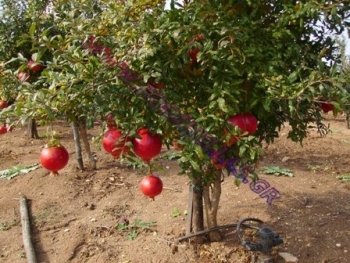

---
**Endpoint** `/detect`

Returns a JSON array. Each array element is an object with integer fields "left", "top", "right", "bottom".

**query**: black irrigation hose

[
  {"left": 236, "top": 217, "right": 264, "bottom": 242},
  {"left": 177, "top": 219, "right": 262, "bottom": 242}
]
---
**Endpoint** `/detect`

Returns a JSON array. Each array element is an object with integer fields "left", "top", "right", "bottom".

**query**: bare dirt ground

[{"left": 0, "top": 114, "right": 350, "bottom": 263}]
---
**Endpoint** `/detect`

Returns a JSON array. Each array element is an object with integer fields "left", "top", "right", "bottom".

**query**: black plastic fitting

[{"left": 237, "top": 218, "right": 283, "bottom": 257}]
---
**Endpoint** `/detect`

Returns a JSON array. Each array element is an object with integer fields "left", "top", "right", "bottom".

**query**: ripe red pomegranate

[
  {"left": 226, "top": 113, "right": 258, "bottom": 145},
  {"left": 27, "top": 59, "right": 44, "bottom": 73},
  {"left": 40, "top": 143, "right": 69, "bottom": 176},
  {"left": 102, "top": 128, "right": 131, "bottom": 158},
  {"left": 319, "top": 100, "right": 334, "bottom": 113},
  {"left": 140, "top": 174, "right": 163, "bottom": 200},
  {"left": 0, "top": 100, "right": 8, "bottom": 109},
  {"left": 132, "top": 128, "right": 162, "bottom": 163}
]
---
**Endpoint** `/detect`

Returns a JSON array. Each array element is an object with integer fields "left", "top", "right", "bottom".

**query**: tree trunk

[
  {"left": 27, "top": 119, "right": 40, "bottom": 139},
  {"left": 203, "top": 170, "right": 223, "bottom": 241},
  {"left": 190, "top": 177, "right": 205, "bottom": 243},
  {"left": 77, "top": 117, "right": 96, "bottom": 170},
  {"left": 71, "top": 121, "right": 84, "bottom": 171}
]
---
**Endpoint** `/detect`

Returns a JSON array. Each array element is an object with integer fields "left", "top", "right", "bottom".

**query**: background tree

[
  {"left": 0, "top": 0, "right": 53, "bottom": 138},
  {"left": 336, "top": 36, "right": 350, "bottom": 127}
]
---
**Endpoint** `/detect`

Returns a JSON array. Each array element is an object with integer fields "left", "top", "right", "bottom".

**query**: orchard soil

[{"left": 1, "top": 115, "right": 350, "bottom": 263}]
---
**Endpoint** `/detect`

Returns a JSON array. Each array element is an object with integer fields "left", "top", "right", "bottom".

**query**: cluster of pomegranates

[
  {"left": 102, "top": 116, "right": 163, "bottom": 200},
  {"left": 17, "top": 58, "right": 45, "bottom": 83}
]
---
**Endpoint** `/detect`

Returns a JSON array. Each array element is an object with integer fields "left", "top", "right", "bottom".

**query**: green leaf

[
  {"left": 36, "top": 48, "right": 48, "bottom": 62},
  {"left": 127, "top": 230, "right": 138, "bottom": 240},
  {"left": 29, "top": 22, "right": 36, "bottom": 38},
  {"left": 189, "top": 159, "right": 201, "bottom": 172},
  {"left": 133, "top": 219, "right": 155, "bottom": 229},
  {"left": 288, "top": 72, "right": 298, "bottom": 83},
  {"left": 239, "top": 145, "right": 247, "bottom": 157},
  {"left": 194, "top": 145, "right": 204, "bottom": 160},
  {"left": 218, "top": 98, "right": 228, "bottom": 112},
  {"left": 45, "top": 106, "right": 55, "bottom": 120},
  {"left": 170, "top": 208, "right": 181, "bottom": 218},
  {"left": 116, "top": 222, "right": 129, "bottom": 231},
  {"left": 0, "top": 164, "right": 40, "bottom": 180},
  {"left": 337, "top": 174, "right": 350, "bottom": 181}
]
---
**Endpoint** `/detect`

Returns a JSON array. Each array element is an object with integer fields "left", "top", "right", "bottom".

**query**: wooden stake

[
  {"left": 19, "top": 195, "right": 37, "bottom": 263},
  {"left": 186, "top": 184, "right": 194, "bottom": 235}
]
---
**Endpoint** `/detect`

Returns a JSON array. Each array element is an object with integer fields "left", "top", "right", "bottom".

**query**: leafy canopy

[{"left": 0, "top": 0, "right": 349, "bottom": 180}]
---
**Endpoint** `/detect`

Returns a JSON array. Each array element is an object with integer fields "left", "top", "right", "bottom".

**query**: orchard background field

[{"left": 0, "top": 114, "right": 349, "bottom": 263}]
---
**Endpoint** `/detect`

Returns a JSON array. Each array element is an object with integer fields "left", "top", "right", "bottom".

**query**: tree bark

[
  {"left": 203, "top": 170, "right": 223, "bottom": 241},
  {"left": 191, "top": 177, "right": 205, "bottom": 243},
  {"left": 27, "top": 119, "right": 40, "bottom": 139},
  {"left": 77, "top": 117, "right": 96, "bottom": 170},
  {"left": 71, "top": 121, "right": 84, "bottom": 171}
]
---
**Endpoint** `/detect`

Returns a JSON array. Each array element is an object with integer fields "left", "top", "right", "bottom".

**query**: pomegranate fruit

[
  {"left": 102, "top": 128, "right": 131, "bottom": 158},
  {"left": 226, "top": 113, "right": 258, "bottom": 145},
  {"left": 140, "top": 174, "right": 163, "bottom": 200},
  {"left": 319, "top": 100, "right": 334, "bottom": 113},
  {"left": 0, "top": 126, "right": 7, "bottom": 135},
  {"left": 27, "top": 59, "right": 44, "bottom": 73},
  {"left": 40, "top": 143, "right": 69, "bottom": 176},
  {"left": 0, "top": 100, "right": 8, "bottom": 109},
  {"left": 132, "top": 128, "right": 162, "bottom": 163}
]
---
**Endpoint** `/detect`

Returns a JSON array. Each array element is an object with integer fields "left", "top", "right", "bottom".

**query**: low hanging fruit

[
  {"left": 226, "top": 113, "right": 258, "bottom": 145},
  {"left": 0, "top": 100, "right": 8, "bottom": 109},
  {"left": 102, "top": 128, "right": 131, "bottom": 158},
  {"left": 319, "top": 100, "right": 334, "bottom": 113},
  {"left": 0, "top": 126, "right": 7, "bottom": 135},
  {"left": 140, "top": 174, "right": 163, "bottom": 200},
  {"left": 188, "top": 47, "right": 200, "bottom": 63},
  {"left": 27, "top": 59, "right": 44, "bottom": 73},
  {"left": 39, "top": 141, "right": 69, "bottom": 176},
  {"left": 132, "top": 128, "right": 162, "bottom": 163}
]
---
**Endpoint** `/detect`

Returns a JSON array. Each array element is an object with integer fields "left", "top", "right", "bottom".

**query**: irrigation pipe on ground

[{"left": 19, "top": 195, "right": 37, "bottom": 263}]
